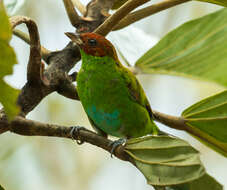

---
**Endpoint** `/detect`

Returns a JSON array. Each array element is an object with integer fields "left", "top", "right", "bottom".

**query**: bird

[{"left": 65, "top": 32, "right": 158, "bottom": 150}]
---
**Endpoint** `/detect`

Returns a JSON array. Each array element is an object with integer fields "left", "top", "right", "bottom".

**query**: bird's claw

[
  {"left": 70, "top": 126, "right": 86, "bottom": 145},
  {"left": 109, "top": 138, "right": 127, "bottom": 158}
]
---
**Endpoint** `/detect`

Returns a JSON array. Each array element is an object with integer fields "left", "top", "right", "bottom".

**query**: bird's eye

[{"left": 88, "top": 39, "right": 97, "bottom": 47}]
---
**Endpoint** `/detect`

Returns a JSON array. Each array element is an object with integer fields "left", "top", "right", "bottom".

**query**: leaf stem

[
  {"left": 114, "top": 0, "right": 191, "bottom": 30},
  {"left": 63, "top": 0, "right": 81, "bottom": 27},
  {"left": 95, "top": 0, "right": 152, "bottom": 36},
  {"left": 10, "top": 16, "right": 42, "bottom": 83},
  {"left": 72, "top": 0, "right": 86, "bottom": 15},
  {"left": 13, "top": 29, "right": 51, "bottom": 62},
  {"left": 153, "top": 110, "right": 187, "bottom": 131}
]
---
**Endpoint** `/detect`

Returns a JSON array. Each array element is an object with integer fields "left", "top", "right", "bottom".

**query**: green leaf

[
  {"left": 0, "top": 2, "right": 19, "bottom": 120},
  {"left": 182, "top": 90, "right": 227, "bottom": 157},
  {"left": 167, "top": 174, "right": 223, "bottom": 190},
  {"left": 135, "top": 8, "right": 227, "bottom": 87},
  {"left": 197, "top": 0, "right": 227, "bottom": 7},
  {"left": 125, "top": 136, "right": 205, "bottom": 186},
  {"left": 0, "top": 185, "right": 5, "bottom": 190},
  {"left": 0, "top": 2, "right": 11, "bottom": 41}
]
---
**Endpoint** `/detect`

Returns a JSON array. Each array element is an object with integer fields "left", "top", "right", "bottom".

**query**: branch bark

[
  {"left": 1, "top": 0, "right": 117, "bottom": 133},
  {"left": 72, "top": 0, "right": 86, "bottom": 15},
  {"left": 95, "top": 0, "right": 152, "bottom": 36},
  {"left": 10, "top": 16, "right": 42, "bottom": 83},
  {"left": 63, "top": 0, "right": 81, "bottom": 27},
  {"left": 2, "top": 116, "right": 131, "bottom": 162},
  {"left": 13, "top": 29, "right": 51, "bottom": 62},
  {"left": 113, "top": 0, "right": 191, "bottom": 30},
  {"left": 152, "top": 110, "right": 187, "bottom": 131}
]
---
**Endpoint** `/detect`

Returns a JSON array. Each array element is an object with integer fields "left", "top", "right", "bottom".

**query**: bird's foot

[
  {"left": 109, "top": 138, "right": 127, "bottom": 158},
  {"left": 70, "top": 126, "right": 86, "bottom": 145}
]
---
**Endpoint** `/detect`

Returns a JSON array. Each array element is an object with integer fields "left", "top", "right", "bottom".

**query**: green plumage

[{"left": 77, "top": 50, "right": 158, "bottom": 138}]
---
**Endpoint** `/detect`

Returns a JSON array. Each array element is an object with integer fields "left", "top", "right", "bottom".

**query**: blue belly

[{"left": 86, "top": 105, "right": 121, "bottom": 136}]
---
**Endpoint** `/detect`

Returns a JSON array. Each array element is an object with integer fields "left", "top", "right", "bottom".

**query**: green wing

[
  {"left": 120, "top": 67, "right": 159, "bottom": 135},
  {"left": 120, "top": 67, "right": 153, "bottom": 119}
]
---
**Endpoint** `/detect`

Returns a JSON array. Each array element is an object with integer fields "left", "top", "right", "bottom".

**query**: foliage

[
  {"left": 167, "top": 174, "right": 223, "bottom": 190},
  {"left": 198, "top": 0, "right": 227, "bottom": 7},
  {"left": 0, "top": 0, "right": 227, "bottom": 190},
  {"left": 0, "top": 2, "right": 19, "bottom": 120},
  {"left": 125, "top": 136, "right": 223, "bottom": 189},
  {"left": 136, "top": 8, "right": 227, "bottom": 87},
  {"left": 125, "top": 136, "right": 205, "bottom": 186},
  {"left": 111, "top": 0, "right": 227, "bottom": 10},
  {"left": 182, "top": 90, "right": 227, "bottom": 157},
  {"left": 136, "top": 8, "right": 227, "bottom": 157}
]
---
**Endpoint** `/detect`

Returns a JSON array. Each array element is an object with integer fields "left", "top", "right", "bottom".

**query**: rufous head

[{"left": 65, "top": 32, "right": 118, "bottom": 60}]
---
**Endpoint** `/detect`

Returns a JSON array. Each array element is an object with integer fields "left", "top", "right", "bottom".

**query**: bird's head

[{"left": 65, "top": 32, "right": 118, "bottom": 61}]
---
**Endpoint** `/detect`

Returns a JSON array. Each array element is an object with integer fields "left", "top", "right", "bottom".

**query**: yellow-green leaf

[
  {"left": 182, "top": 90, "right": 227, "bottom": 157},
  {"left": 168, "top": 174, "right": 223, "bottom": 190},
  {"left": 0, "top": 185, "right": 5, "bottom": 190},
  {"left": 135, "top": 8, "right": 227, "bottom": 87},
  {"left": 0, "top": 2, "right": 11, "bottom": 41},
  {"left": 0, "top": 2, "right": 19, "bottom": 119},
  {"left": 125, "top": 136, "right": 205, "bottom": 186},
  {"left": 197, "top": 0, "right": 227, "bottom": 7}
]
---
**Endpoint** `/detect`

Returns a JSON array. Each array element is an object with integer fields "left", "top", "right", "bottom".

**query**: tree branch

[
  {"left": 152, "top": 110, "right": 187, "bottom": 131},
  {"left": 95, "top": 0, "right": 152, "bottom": 36},
  {"left": 152, "top": 110, "right": 227, "bottom": 154},
  {"left": 13, "top": 29, "right": 30, "bottom": 44},
  {"left": 113, "top": 0, "right": 191, "bottom": 30},
  {"left": 1, "top": 0, "right": 117, "bottom": 122},
  {"left": 63, "top": 0, "right": 81, "bottom": 27},
  {"left": 10, "top": 16, "right": 42, "bottom": 83},
  {"left": 72, "top": 0, "right": 86, "bottom": 15},
  {"left": 74, "top": 0, "right": 114, "bottom": 33},
  {"left": 1, "top": 116, "right": 131, "bottom": 162},
  {"left": 13, "top": 29, "right": 51, "bottom": 62},
  {"left": 7, "top": 16, "right": 80, "bottom": 118}
]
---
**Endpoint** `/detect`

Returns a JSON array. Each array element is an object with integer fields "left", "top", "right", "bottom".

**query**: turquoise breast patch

[{"left": 86, "top": 105, "right": 121, "bottom": 134}]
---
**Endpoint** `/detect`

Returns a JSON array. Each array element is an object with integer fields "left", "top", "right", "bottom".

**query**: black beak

[{"left": 65, "top": 32, "right": 83, "bottom": 46}]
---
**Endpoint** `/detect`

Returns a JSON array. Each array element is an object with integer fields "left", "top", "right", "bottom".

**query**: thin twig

[
  {"left": 1, "top": 116, "right": 131, "bottom": 162},
  {"left": 13, "top": 29, "right": 30, "bottom": 44},
  {"left": 152, "top": 110, "right": 187, "bottom": 131},
  {"left": 95, "top": 0, "right": 152, "bottom": 36},
  {"left": 13, "top": 29, "right": 51, "bottom": 62},
  {"left": 152, "top": 110, "right": 227, "bottom": 154},
  {"left": 63, "top": 0, "right": 81, "bottom": 27},
  {"left": 56, "top": 76, "right": 79, "bottom": 100},
  {"left": 114, "top": 0, "right": 191, "bottom": 30},
  {"left": 76, "top": 0, "right": 115, "bottom": 33},
  {"left": 72, "top": 0, "right": 86, "bottom": 15},
  {"left": 10, "top": 16, "right": 42, "bottom": 83}
]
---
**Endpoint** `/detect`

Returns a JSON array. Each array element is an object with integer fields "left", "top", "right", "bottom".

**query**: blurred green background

[{"left": 1, "top": 0, "right": 226, "bottom": 189}]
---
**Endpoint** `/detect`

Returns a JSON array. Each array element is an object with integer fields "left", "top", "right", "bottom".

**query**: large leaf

[
  {"left": 0, "top": 2, "right": 19, "bottom": 119},
  {"left": 182, "top": 90, "right": 227, "bottom": 157},
  {"left": 125, "top": 135, "right": 205, "bottom": 186},
  {"left": 197, "top": 0, "right": 227, "bottom": 7},
  {"left": 167, "top": 174, "right": 223, "bottom": 190},
  {"left": 135, "top": 8, "right": 227, "bottom": 87}
]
